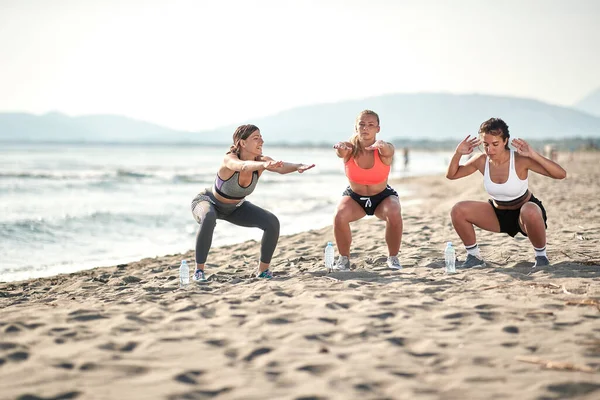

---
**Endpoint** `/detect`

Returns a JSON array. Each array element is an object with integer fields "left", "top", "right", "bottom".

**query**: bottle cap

[
  {"left": 182, "top": 260, "right": 187, "bottom": 264},
  {"left": 327, "top": 241, "right": 332, "bottom": 246},
  {"left": 446, "top": 242, "right": 452, "bottom": 246}
]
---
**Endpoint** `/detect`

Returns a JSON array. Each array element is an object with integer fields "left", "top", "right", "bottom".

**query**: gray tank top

[{"left": 213, "top": 171, "right": 259, "bottom": 200}]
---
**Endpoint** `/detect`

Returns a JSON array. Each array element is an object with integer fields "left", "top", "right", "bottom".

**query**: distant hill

[
  {"left": 2, "top": 93, "right": 600, "bottom": 145},
  {"left": 574, "top": 88, "right": 600, "bottom": 117},
  {"left": 0, "top": 112, "right": 196, "bottom": 143},
  {"left": 221, "top": 93, "right": 600, "bottom": 145}
]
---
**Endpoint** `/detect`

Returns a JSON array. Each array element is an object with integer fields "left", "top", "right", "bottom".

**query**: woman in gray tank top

[{"left": 190, "top": 124, "right": 315, "bottom": 281}]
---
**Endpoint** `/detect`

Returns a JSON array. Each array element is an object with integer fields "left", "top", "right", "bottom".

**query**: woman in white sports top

[{"left": 445, "top": 118, "right": 566, "bottom": 270}]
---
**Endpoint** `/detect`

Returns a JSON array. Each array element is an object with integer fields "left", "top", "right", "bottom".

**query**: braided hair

[{"left": 227, "top": 124, "right": 260, "bottom": 159}]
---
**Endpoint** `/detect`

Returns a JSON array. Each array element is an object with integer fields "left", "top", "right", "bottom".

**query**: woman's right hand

[
  {"left": 333, "top": 142, "right": 353, "bottom": 150},
  {"left": 456, "top": 135, "right": 480, "bottom": 155},
  {"left": 263, "top": 160, "right": 284, "bottom": 170}
]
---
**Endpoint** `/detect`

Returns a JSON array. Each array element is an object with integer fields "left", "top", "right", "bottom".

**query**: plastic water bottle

[
  {"left": 444, "top": 242, "right": 456, "bottom": 274},
  {"left": 324, "top": 242, "right": 334, "bottom": 272},
  {"left": 179, "top": 260, "right": 190, "bottom": 287}
]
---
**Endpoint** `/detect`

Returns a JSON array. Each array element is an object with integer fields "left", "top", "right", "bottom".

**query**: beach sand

[{"left": 1, "top": 152, "right": 599, "bottom": 400}]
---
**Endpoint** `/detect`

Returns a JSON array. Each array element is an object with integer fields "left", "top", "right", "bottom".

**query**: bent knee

[
  {"left": 263, "top": 212, "right": 280, "bottom": 233},
  {"left": 520, "top": 203, "right": 542, "bottom": 221},
  {"left": 196, "top": 208, "right": 217, "bottom": 226},
  {"left": 450, "top": 202, "right": 467, "bottom": 220},
  {"left": 334, "top": 208, "right": 352, "bottom": 224}
]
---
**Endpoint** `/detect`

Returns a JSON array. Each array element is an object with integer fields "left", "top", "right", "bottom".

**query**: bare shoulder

[
  {"left": 470, "top": 152, "right": 486, "bottom": 166},
  {"left": 513, "top": 152, "right": 533, "bottom": 168}
]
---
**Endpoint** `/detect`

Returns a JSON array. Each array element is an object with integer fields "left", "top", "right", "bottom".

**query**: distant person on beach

[
  {"left": 190, "top": 124, "right": 315, "bottom": 281},
  {"left": 445, "top": 117, "right": 567, "bottom": 269},
  {"left": 332, "top": 110, "right": 403, "bottom": 271},
  {"left": 403, "top": 147, "right": 410, "bottom": 169}
]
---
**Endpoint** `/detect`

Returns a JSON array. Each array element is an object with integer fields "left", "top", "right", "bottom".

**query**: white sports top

[{"left": 483, "top": 150, "right": 528, "bottom": 201}]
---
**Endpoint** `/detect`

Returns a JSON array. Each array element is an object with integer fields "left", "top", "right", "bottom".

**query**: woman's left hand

[
  {"left": 511, "top": 138, "right": 534, "bottom": 157},
  {"left": 365, "top": 140, "right": 387, "bottom": 150},
  {"left": 297, "top": 163, "right": 316, "bottom": 173}
]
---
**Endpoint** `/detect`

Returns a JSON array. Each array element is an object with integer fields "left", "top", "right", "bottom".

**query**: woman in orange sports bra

[{"left": 331, "top": 109, "right": 403, "bottom": 271}]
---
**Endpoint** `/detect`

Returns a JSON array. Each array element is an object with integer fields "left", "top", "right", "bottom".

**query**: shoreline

[{"left": 1, "top": 151, "right": 599, "bottom": 399}]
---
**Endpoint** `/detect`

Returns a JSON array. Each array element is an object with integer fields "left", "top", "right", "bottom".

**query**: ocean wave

[{"left": 0, "top": 169, "right": 215, "bottom": 184}]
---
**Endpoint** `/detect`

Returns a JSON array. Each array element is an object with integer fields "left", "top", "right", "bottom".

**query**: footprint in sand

[
  {"left": 386, "top": 337, "right": 406, "bottom": 346},
  {"left": 98, "top": 341, "right": 138, "bottom": 352},
  {"left": 477, "top": 311, "right": 502, "bottom": 321},
  {"left": 174, "top": 370, "right": 205, "bottom": 385},
  {"left": 296, "top": 364, "right": 333, "bottom": 375},
  {"left": 205, "top": 338, "right": 228, "bottom": 347},
  {"left": 243, "top": 347, "right": 272, "bottom": 362},
  {"left": 15, "top": 390, "right": 82, "bottom": 400},
  {"left": 167, "top": 387, "right": 232, "bottom": 400},
  {"left": 325, "top": 302, "right": 350, "bottom": 310},
  {"left": 0, "top": 342, "right": 29, "bottom": 366},
  {"left": 474, "top": 304, "right": 499, "bottom": 310},
  {"left": 543, "top": 382, "right": 600, "bottom": 399},
  {"left": 67, "top": 309, "right": 108, "bottom": 323},
  {"left": 266, "top": 316, "right": 293, "bottom": 325}
]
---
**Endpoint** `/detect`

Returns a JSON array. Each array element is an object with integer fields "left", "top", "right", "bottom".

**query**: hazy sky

[{"left": 1, "top": 0, "right": 599, "bottom": 131}]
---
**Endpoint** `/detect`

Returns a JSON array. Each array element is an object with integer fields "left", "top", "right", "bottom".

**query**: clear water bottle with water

[
  {"left": 444, "top": 242, "right": 456, "bottom": 274},
  {"left": 179, "top": 260, "right": 190, "bottom": 287},
  {"left": 324, "top": 242, "right": 334, "bottom": 272}
]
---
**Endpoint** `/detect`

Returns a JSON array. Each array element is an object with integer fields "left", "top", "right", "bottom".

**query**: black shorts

[
  {"left": 343, "top": 185, "right": 399, "bottom": 216},
  {"left": 488, "top": 193, "right": 548, "bottom": 237}
]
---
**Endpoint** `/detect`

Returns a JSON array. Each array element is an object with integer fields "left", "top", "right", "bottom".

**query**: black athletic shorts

[
  {"left": 488, "top": 193, "right": 547, "bottom": 237},
  {"left": 343, "top": 185, "right": 398, "bottom": 216}
]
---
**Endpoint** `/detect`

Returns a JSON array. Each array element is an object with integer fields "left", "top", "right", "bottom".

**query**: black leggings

[{"left": 191, "top": 189, "right": 280, "bottom": 265}]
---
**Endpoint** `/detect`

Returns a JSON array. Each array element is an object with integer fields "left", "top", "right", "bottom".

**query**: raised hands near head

[
  {"left": 297, "top": 163, "right": 316, "bottom": 173},
  {"left": 456, "top": 135, "right": 480, "bottom": 155},
  {"left": 263, "top": 160, "right": 284, "bottom": 171},
  {"left": 333, "top": 142, "right": 353, "bottom": 150},
  {"left": 511, "top": 138, "right": 533, "bottom": 157},
  {"left": 365, "top": 140, "right": 387, "bottom": 151}
]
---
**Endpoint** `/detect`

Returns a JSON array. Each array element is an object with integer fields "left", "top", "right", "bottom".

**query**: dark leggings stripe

[{"left": 192, "top": 194, "right": 279, "bottom": 265}]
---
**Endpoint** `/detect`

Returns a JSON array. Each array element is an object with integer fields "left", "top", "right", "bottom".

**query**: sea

[{"left": 0, "top": 143, "right": 454, "bottom": 282}]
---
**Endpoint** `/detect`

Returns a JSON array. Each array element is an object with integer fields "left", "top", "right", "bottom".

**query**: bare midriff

[{"left": 349, "top": 180, "right": 389, "bottom": 196}]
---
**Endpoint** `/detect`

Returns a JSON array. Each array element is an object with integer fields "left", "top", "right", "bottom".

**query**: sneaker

[
  {"left": 192, "top": 269, "right": 207, "bottom": 282},
  {"left": 386, "top": 255, "right": 403, "bottom": 270},
  {"left": 332, "top": 256, "right": 350, "bottom": 271},
  {"left": 532, "top": 256, "right": 550, "bottom": 269},
  {"left": 257, "top": 269, "right": 273, "bottom": 279},
  {"left": 459, "top": 254, "right": 486, "bottom": 269}
]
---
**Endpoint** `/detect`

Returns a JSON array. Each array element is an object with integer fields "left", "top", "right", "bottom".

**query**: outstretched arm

[
  {"left": 260, "top": 156, "right": 315, "bottom": 174},
  {"left": 223, "top": 153, "right": 283, "bottom": 172},
  {"left": 333, "top": 142, "right": 353, "bottom": 159},
  {"left": 446, "top": 135, "right": 483, "bottom": 179},
  {"left": 512, "top": 139, "right": 567, "bottom": 179},
  {"left": 365, "top": 140, "right": 395, "bottom": 163}
]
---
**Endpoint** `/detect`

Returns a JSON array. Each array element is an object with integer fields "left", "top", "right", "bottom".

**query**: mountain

[
  {"left": 0, "top": 112, "right": 200, "bottom": 143},
  {"left": 220, "top": 93, "right": 600, "bottom": 145},
  {"left": 574, "top": 88, "right": 600, "bottom": 117},
  {"left": 2, "top": 93, "right": 600, "bottom": 145}
]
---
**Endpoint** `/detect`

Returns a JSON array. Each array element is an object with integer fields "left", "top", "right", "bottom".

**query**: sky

[{"left": 1, "top": 0, "right": 599, "bottom": 131}]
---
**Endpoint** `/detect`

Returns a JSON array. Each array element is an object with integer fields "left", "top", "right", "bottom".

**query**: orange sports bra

[{"left": 344, "top": 151, "right": 391, "bottom": 185}]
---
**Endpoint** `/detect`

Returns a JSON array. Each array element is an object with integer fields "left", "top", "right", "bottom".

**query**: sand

[{"left": 1, "top": 152, "right": 599, "bottom": 400}]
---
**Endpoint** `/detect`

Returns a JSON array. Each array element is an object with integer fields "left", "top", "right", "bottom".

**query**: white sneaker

[
  {"left": 332, "top": 256, "right": 350, "bottom": 271},
  {"left": 387, "top": 255, "right": 403, "bottom": 270}
]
